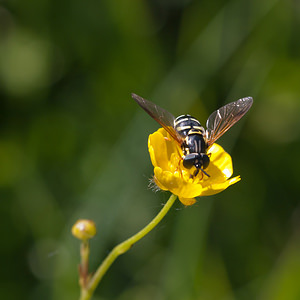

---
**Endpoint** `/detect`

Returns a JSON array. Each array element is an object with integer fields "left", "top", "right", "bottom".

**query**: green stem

[
  {"left": 79, "top": 241, "right": 90, "bottom": 289},
  {"left": 79, "top": 193, "right": 178, "bottom": 300}
]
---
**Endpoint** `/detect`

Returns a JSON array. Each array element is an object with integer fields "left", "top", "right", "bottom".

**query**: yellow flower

[{"left": 148, "top": 128, "right": 241, "bottom": 206}]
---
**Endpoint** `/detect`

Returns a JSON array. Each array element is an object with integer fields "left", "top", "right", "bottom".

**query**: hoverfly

[{"left": 132, "top": 93, "right": 253, "bottom": 177}]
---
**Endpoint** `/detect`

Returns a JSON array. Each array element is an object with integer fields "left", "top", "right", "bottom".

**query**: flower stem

[
  {"left": 79, "top": 240, "right": 90, "bottom": 289},
  {"left": 79, "top": 193, "right": 178, "bottom": 300}
]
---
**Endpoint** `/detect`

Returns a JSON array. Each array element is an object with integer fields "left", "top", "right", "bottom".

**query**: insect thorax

[{"left": 174, "top": 115, "right": 207, "bottom": 155}]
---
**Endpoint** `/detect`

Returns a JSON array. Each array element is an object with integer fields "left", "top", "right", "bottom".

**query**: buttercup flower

[{"left": 148, "top": 128, "right": 241, "bottom": 205}]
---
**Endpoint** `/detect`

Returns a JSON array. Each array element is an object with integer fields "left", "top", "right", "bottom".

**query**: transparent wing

[
  {"left": 131, "top": 93, "right": 183, "bottom": 144},
  {"left": 206, "top": 97, "right": 253, "bottom": 146}
]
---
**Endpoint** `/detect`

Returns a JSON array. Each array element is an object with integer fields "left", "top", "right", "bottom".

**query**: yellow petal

[
  {"left": 154, "top": 167, "right": 205, "bottom": 198},
  {"left": 153, "top": 168, "right": 168, "bottom": 191},
  {"left": 200, "top": 176, "right": 241, "bottom": 196},
  {"left": 148, "top": 129, "right": 178, "bottom": 171},
  {"left": 179, "top": 197, "right": 197, "bottom": 206},
  {"left": 202, "top": 144, "right": 234, "bottom": 183}
]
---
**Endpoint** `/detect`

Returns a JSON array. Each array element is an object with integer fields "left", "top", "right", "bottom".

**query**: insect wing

[
  {"left": 131, "top": 93, "right": 183, "bottom": 144},
  {"left": 206, "top": 97, "right": 253, "bottom": 146}
]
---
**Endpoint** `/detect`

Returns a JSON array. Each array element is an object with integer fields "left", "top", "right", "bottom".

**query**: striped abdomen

[{"left": 174, "top": 114, "right": 207, "bottom": 155}]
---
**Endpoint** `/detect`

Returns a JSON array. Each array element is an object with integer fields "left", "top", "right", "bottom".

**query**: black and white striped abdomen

[
  {"left": 174, "top": 115, "right": 205, "bottom": 137},
  {"left": 174, "top": 115, "right": 207, "bottom": 155}
]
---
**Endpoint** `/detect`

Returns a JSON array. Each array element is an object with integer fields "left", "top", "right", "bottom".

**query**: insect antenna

[{"left": 200, "top": 168, "right": 210, "bottom": 177}]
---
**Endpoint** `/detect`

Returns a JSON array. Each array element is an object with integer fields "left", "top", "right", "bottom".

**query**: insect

[{"left": 132, "top": 93, "right": 253, "bottom": 177}]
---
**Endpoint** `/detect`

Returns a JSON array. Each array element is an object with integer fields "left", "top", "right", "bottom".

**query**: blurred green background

[{"left": 1, "top": 0, "right": 300, "bottom": 299}]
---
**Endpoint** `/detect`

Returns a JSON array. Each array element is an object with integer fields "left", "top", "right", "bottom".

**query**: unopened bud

[{"left": 72, "top": 219, "right": 97, "bottom": 241}]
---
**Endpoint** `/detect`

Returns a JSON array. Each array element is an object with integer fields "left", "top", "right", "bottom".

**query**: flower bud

[{"left": 72, "top": 219, "right": 97, "bottom": 241}]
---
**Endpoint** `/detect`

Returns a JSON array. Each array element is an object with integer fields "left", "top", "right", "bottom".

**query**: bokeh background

[{"left": 1, "top": 0, "right": 300, "bottom": 299}]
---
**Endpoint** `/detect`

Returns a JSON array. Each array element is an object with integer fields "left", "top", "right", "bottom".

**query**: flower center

[{"left": 168, "top": 150, "right": 206, "bottom": 185}]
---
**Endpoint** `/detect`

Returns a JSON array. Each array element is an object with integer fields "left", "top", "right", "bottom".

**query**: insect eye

[
  {"left": 183, "top": 154, "right": 199, "bottom": 169},
  {"left": 201, "top": 154, "right": 210, "bottom": 169}
]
